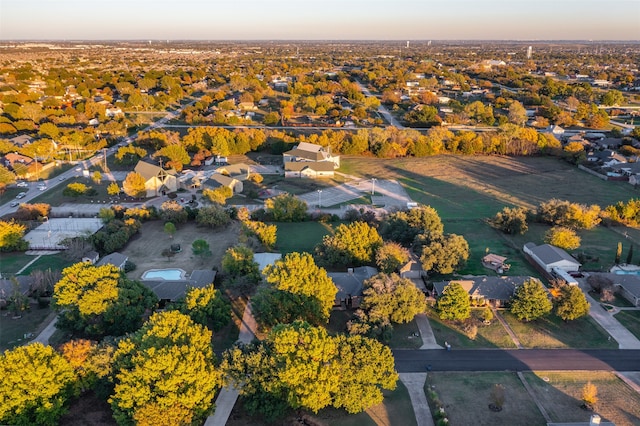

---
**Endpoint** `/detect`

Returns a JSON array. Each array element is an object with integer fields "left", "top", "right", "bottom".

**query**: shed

[
  {"left": 96, "top": 252, "right": 128, "bottom": 270},
  {"left": 523, "top": 243, "right": 581, "bottom": 273}
]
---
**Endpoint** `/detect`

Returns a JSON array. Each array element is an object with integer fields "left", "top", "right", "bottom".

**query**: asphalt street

[{"left": 393, "top": 349, "right": 640, "bottom": 373}]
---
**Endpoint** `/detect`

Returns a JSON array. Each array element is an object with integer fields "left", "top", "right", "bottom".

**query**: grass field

[
  {"left": 426, "top": 371, "right": 640, "bottom": 426},
  {"left": 501, "top": 311, "right": 616, "bottom": 349},
  {"left": 340, "top": 155, "right": 639, "bottom": 273},
  {"left": 523, "top": 371, "right": 640, "bottom": 426},
  {"left": 0, "top": 305, "right": 54, "bottom": 351},
  {"left": 275, "top": 221, "right": 336, "bottom": 254},
  {"left": 0, "top": 252, "right": 35, "bottom": 275},
  {"left": 614, "top": 310, "right": 640, "bottom": 340}
]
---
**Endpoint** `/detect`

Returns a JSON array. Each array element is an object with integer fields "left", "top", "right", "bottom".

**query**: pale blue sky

[{"left": 1, "top": 0, "right": 638, "bottom": 40}]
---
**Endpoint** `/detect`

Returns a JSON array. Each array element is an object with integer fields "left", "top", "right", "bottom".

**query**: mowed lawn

[
  {"left": 275, "top": 221, "right": 336, "bottom": 254},
  {"left": 340, "top": 155, "right": 639, "bottom": 272}
]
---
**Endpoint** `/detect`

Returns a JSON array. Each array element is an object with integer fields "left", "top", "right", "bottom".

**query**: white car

[
  {"left": 38, "top": 185, "right": 47, "bottom": 191},
  {"left": 16, "top": 181, "right": 28, "bottom": 188},
  {"left": 16, "top": 192, "right": 26, "bottom": 199},
  {"left": 10, "top": 201, "right": 19, "bottom": 207}
]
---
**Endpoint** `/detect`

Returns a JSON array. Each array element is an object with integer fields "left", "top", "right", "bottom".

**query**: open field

[
  {"left": 0, "top": 304, "right": 55, "bottom": 352},
  {"left": 523, "top": 371, "right": 640, "bottom": 425},
  {"left": 328, "top": 310, "right": 423, "bottom": 349},
  {"left": 275, "top": 221, "right": 336, "bottom": 254},
  {"left": 426, "top": 371, "right": 640, "bottom": 426},
  {"left": 340, "top": 155, "right": 639, "bottom": 272},
  {"left": 122, "top": 220, "right": 241, "bottom": 280}
]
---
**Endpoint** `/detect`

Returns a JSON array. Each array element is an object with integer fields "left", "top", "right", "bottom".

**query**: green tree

[
  {"left": 256, "top": 252, "right": 337, "bottom": 325},
  {"left": 154, "top": 144, "right": 190, "bottom": 171},
  {"left": 241, "top": 220, "right": 277, "bottom": 250},
  {"left": 437, "top": 281, "right": 471, "bottom": 321},
  {"left": 264, "top": 193, "right": 308, "bottom": 222},
  {"left": 122, "top": 171, "right": 147, "bottom": 198},
  {"left": 221, "top": 321, "right": 397, "bottom": 421},
  {"left": 110, "top": 311, "right": 222, "bottom": 426},
  {"left": 159, "top": 200, "right": 188, "bottom": 224},
  {"left": 177, "top": 284, "right": 231, "bottom": 331},
  {"left": 0, "top": 219, "right": 29, "bottom": 252},
  {"left": 99, "top": 207, "right": 116, "bottom": 223},
  {"left": 0, "top": 344, "right": 76, "bottom": 425},
  {"left": 360, "top": 273, "right": 427, "bottom": 324},
  {"left": 316, "top": 221, "right": 383, "bottom": 266},
  {"left": 508, "top": 100, "right": 527, "bottom": 126},
  {"left": 222, "top": 244, "right": 261, "bottom": 284},
  {"left": 555, "top": 285, "right": 590, "bottom": 321},
  {"left": 492, "top": 206, "right": 529, "bottom": 235},
  {"left": 54, "top": 262, "right": 158, "bottom": 337},
  {"left": 164, "top": 221, "right": 176, "bottom": 239},
  {"left": 601, "top": 89, "right": 624, "bottom": 107},
  {"left": 63, "top": 182, "right": 91, "bottom": 197},
  {"left": 545, "top": 226, "right": 581, "bottom": 251},
  {"left": 192, "top": 239, "right": 211, "bottom": 258},
  {"left": 196, "top": 205, "right": 231, "bottom": 228},
  {"left": 92, "top": 171, "right": 102, "bottom": 184},
  {"left": 510, "top": 279, "right": 552, "bottom": 322},
  {"left": 107, "top": 182, "right": 121, "bottom": 196},
  {"left": 380, "top": 206, "right": 444, "bottom": 246},
  {"left": 418, "top": 233, "right": 469, "bottom": 274},
  {"left": 375, "top": 241, "right": 410, "bottom": 273},
  {"left": 627, "top": 244, "right": 634, "bottom": 265}
]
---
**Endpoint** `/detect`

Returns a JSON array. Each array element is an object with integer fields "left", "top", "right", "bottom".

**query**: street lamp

[
  {"left": 317, "top": 189, "right": 322, "bottom": 208},
  {"left": 371, "top": 178, "right": 377, "bottom": 195}
]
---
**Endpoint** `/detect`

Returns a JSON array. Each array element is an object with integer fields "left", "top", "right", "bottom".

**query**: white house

[{"left": 134, "top": 160, "right": 178, "bottom": 198}]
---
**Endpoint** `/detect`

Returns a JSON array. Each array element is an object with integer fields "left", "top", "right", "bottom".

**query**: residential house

[
  {"left": 217, "top": 163, "right": 251, "bottom": 180},
  {"left": 433, "top": 276, "right": 540, "bottom": 307},
  {"left": 284, "top": 161, "right": 335, "bottom": 178},
  {"left": 82, "top": 251, "right": 100, "bottom": 264},
  {"left": 134, "top": 160, "right": 178, "bottom": 197},
  {"left": 96, "top": 252, "right": 128, "bottom": 271},
  {"left": 0, "top": 276, "right": 35, "bottom": 306},
  {"left": 3, "top": 153, "right": 34, "bottom": 169},
  {"left": 142, "top": 269, "right": 216, "bottom": 303},
  {"left": 204, "top": 174, "right": 243, "bottom": 193},
  {"left": 10, "top": 135, "right": 33, "bottom": 147},
  {"left": 328, "top": 266, "right": 378, "bottom": 309}
]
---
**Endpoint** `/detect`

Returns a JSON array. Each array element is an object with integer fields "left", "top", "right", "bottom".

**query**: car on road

[
  {"left": 38, "top": 185, "right": 47, "bottom": 191},
  {"left": 16, "top": 192, "right": 26, "bottom": 199},
  {"left": 10, "top": 201, "right": 19, "bottom": 207},
  {"left": 75, "top": 167, "right": 82, "bottom": 171},
  {"left": 16, "top": 181, "right": 28, "bottom": 188},
  {"left": 59, "top": 176, "right": 66, "bottom": 181}
]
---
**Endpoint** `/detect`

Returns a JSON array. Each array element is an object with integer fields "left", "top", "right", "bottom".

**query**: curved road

[{"left": 393, "top": 349, "right": 640, "bottom": 373}]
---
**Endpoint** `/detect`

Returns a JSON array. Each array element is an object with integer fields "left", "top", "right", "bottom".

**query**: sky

[{"left": 1, "top": 0, "right": 639, "bottom": 41}]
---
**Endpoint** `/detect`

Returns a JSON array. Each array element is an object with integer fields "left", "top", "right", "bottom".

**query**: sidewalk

[
  {"left": 399, "top": 373, "right": 434, "bottom": 426},
  {"left": 205, "top": 301, "right": 258, "bottom": 426},
  {"left": 415, "top": 314, "right": 443, "bottom": 349}
]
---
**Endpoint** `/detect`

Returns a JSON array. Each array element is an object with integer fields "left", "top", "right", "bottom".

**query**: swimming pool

[
  {"left": 141, "top": 268, "right": 186, "bottom": 280},
  {"left": 614, "top": 270, "right": 640, "bottom": 276}
]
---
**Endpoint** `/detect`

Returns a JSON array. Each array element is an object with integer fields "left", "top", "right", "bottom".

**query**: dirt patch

[
  {"left": 60, "top": 391, "right": 116, "bottom": 426},
  {"left": 121, "top": 220, "right": 242, "bottom": 280}
]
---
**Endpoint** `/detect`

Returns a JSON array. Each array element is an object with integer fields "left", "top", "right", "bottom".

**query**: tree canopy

[
  {"left": 510, "top": 279, "right": 553, "bottom": 322},
  {"left": 379, "top": 206, "right": 444, "bottom": 246},
  {"left": 316, "top": 221, "right": 383, "bottom": 266},
  {"left": 436, "top": 281, "right": 471, "bottom": 321},
  {"left": 361, "top": 273, "right": 427, "bottom": 324},
  {"left": 221, "top": 321, "right": 397, "bottom": 422},
  {"left": 0, "top": 343, "right": 76, "bottom": 426},
  {"left": 110, "top": 311, "right": 222, "bottom": 426},
  {"left": 122, "top": 171, "right": 147, "bottom": 198},
  {"left": 492, "top": 206, "right": 529, "bottom": 235},
  {"left": 264, "top": 193, "right": 307, "bottom": 222},
  {"left": 418, "top": 233, "right": 469, "bottom": 275},
  {"left": 554, "top": 285, "right": 590, "bottom": 321},
  {"left": 54, "top": 262, "right": 158, "bottom": 337},
  {"left": 0, "top": 219, "right": 29, "bottom": 252},
  {"left": 545, "top": 226, "right": 581, "bottom": 251}
]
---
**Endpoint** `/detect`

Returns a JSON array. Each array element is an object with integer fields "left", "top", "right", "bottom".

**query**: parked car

[{"left": 15, "top": 192, "right": 26, "bottom": 199}]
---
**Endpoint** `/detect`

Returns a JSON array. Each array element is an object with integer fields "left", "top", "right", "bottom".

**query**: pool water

[
  {"left": 615, "top": 270, "right": 640, "bottom": 276},
  {"left": 142, "top": 269, "right": 185, "bottom": 280}
]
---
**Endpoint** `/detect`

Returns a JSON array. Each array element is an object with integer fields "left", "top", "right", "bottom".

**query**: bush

[{"left": 124, "top": 260, "right": 136, "bottom": 273}]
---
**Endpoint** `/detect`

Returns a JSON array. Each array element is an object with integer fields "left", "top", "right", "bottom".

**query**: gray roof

[
  {"left": 0, "top": 276, "right": 35, "bottom": 298},
  {"left": 433, "top": 276, "right": 537, "bottom": 302},
  {"left": 204, "top": 174, "right": 239, "bottom": 188},
  {"left": 134, "top": 160, "right": 176, "bottom": 181},
  {"left": 328, "top": 266, "right": 377, "bottom": 299},
  {"left": 97, "top": 252, "right": 128, "bottom": 268},
  {"left": 527, "top": 244, "right": 581, "bottom": 267},
  {"left": 284, "top": 161, "right": 335, "bottom": 172},
  {"left": 603, "top": 273, "right": 640, "bottom": 298},
  {"left": 141, "top": 270, "right": 216, "bottom": 301}
]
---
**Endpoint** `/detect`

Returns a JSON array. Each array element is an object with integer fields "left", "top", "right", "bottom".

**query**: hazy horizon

[{"left": 1, "top": 0, "right": 639, "bottom": 41}]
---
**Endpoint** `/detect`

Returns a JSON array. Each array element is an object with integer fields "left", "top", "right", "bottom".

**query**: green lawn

[
  {"left": 21, "top": 254, "right": 75, "bottom": 275},
  {"left": 614, "top": 310, "right": 640, "bottom": 340},
  {"left": 501, "top": 311, "right": 616, "bottom": 349},
  {"left": 275, "top": 221, "right": 336, "bottom": 254},
  {"left": 425, "top": 306, "right": 516, "bottom": 349},
  {"left": 0, "top": 305, "right": 54, "bottom": 351},
  {"left": 0, "top": 252, "right": 35, "bottom": 275}
]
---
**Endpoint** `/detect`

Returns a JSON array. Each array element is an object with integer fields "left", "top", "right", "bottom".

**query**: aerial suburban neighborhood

[{"left": 1, "top": 2, "right": 640, "bottom": 425}]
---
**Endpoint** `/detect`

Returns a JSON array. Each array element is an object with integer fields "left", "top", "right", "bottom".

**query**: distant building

[
  {"left": 134, "top": 160, "right": 178, "bottom": 197},
  {"left": 283, "top": 142, "right": 340, "bottom": 178},
  {"left": 433, "top": 276, "right": 540, "bottom": 307}
]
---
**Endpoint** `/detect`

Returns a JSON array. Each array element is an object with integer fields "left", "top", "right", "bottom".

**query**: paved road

[
  {"left": 393, "top": 349, "right": 640, "bottom": 373},
  {"left": 354, "top": 79, "right": 405, "bottom": 128}
]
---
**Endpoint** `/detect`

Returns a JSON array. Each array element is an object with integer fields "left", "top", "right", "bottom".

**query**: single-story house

[
  {"left": 217, "top": 163, "right": 251, "bottom": 180},
  {"left": 282, "top": 142, "right": 340, "bottom": 178},
  {"left": 204, "top": 174, "right": 243, "bottom": 193},
  {"left": 433, "top": 276, "right": 540, "bottom": 307},
  {"left": 597, "top": 273, "right": 640, "bottom": 307},
  {"left": 10, "top": 135, "right": 33, "bottom": 147},
  {"left": 142, "top": 269, "right": 216, "bottom": 302},
  {"left": 0, "top": 276, "right": 35, "bottom": 305},
  {"left": 284, "top": 161, "right": 335, "bottom": 178},
  {"left": 134, "top": 160, "right": 178, "bottom": 198},
  {"left": 328, "top": 266, "right": 378, "bottom": 309},
  {"left": 96, "top": 252, "right": 128, "bottom": 271},
  {"left": 3, "top": 152, "right": 34, "bottom": 169},
  {"left": 523, "top": 243, "right": 581, "bottom": 273}
]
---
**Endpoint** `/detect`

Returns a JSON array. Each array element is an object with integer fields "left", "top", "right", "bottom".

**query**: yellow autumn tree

[
  {"left": 0, "top": 343, "right": 76, "bottom": 425},
  {"left": 110, "top": 311, "right": 222, "bottom": 426}
]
